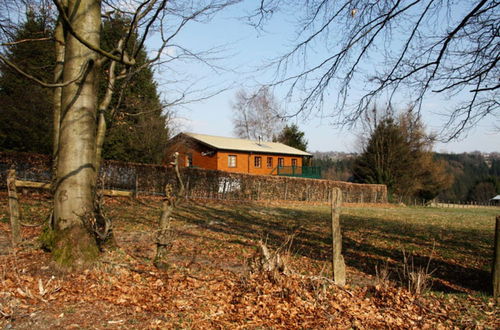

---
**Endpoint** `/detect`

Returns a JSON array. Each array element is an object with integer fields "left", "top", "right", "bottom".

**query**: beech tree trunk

[
  {"left": 52, "top": 16, "right": 65, "bottom": 176},
  {"left": 52, "top": 0, "right": 101, "bottom": 269}
]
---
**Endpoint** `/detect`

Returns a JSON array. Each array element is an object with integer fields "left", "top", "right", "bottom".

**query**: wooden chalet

[{"left": 165, "top": 132, "right": 318, "bottom": 177}]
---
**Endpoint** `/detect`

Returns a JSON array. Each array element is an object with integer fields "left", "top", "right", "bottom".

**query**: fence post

[
  {"left": 7, "top": 169, "right": 22, "bottom": 247},
  {"left": 134, "top": 173, "right": 139, "bottom": 198},
  {"left": 331, "top": 188, "right": 346, "bottom": 286},
  {"left": 493, "top": 216, "right": 500, "bottom": 301}
]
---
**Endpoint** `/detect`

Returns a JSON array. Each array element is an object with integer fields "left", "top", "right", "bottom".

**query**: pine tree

[
  {"left": 0, "top": 14, "right": 169, "bottom": 164},
  {"left": 275, "top": 124, "right": 308, "bottom": 151},
  {"left": 0, "top": 10, "right": 54, "bottom": 154}
]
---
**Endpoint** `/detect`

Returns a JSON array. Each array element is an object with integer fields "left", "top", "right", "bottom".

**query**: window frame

[
  {"left": 266, "top": 157, "right": 273, "bottom": 168},
  {"left": 278, "top": 157, "right": 284, "bottom": 168},
  {"left": 291, "top": 158, "right": 297, "bottom": 167},
  {"left": 185, "top": 153, "right": 193, "bottom": 167},
  {"left": 228, "top": 155, "right": 237, "bottom": 168},
  {"left": 254, "top": 156, "right": 262, "bottom": 168}
]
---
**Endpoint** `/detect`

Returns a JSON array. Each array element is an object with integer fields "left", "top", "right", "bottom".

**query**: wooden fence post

[
  {"left": 7, "top": 169, "right": 22, "bottom": 247},
  {"left": 134, "top": 173, "right": 139, "bottom": 198},
  {"left": 493, "top": 216, "right": 500, "bottom": 301},
  {"left": 331, "top": 188, "right": 346, "bottom": 286}
]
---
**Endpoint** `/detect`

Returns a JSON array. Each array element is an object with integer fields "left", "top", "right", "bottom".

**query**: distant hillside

[
  {"left": 312, "top": 151, "right": 500, "bottom": 202},
  {"left": 435, "top": 152, "right": 500, "bottom": 202},
  {"left": 311, "top": 151, "right": 357, "bottom": 181}
]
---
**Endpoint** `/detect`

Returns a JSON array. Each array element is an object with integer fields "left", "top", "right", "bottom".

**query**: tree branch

[
  {"left": 52, "top": 0, "right": 136, "bottom": 65},
  {"left": 0, "top": 54, "right": 88, "bottom": 88}
]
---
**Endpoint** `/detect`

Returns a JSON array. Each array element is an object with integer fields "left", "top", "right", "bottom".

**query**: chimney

[{"left": 258, "top": 135, "right": 262, "bottom": 145}]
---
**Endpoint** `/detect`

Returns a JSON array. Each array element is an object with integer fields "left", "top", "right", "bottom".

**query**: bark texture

[
  {"left": 52, "top": 0, "right": 101, "bottom": 269},
  {"left": 52, "top": 16, "right": 65, "bottom": 175},
  {"left": 154, "top": 152, "right": 185, "bottom": 269},
  {"left": 154, "top": 184, "right": 175, "bottom": 270},
  {"left": 331, "top": 188, "right": 346, "bottom": 286}
]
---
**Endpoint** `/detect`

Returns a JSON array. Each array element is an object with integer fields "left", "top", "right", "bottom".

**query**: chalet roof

[{"left": 181, "top": 132, "right": 312, "bottom": 157}]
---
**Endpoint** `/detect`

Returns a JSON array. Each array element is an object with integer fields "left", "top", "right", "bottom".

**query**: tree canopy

[
  {"left": 0, "top": 10, "right": 54, "bottom": 154},
  {"left": 99, "top": 17, "right": 170, "bottom": 164},
  {"left": 0, "top": 13, "right": 170, "bottom": 164},
  {"left": 231, "top": 87, "right": 284, "bottom": 141},
  {"left": 352, "top": 109, "right": 452, "bottom": 201},
  {"left": 275, "top": 124, "right": 308, "bottom": 151}
]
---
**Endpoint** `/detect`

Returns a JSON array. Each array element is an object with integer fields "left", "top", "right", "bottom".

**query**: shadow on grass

[{"left": 175, "top": 201, "right": 492, "bottom": 294}]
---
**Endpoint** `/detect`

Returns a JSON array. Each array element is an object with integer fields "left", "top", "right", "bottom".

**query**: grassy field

[
  {"left": 171, "top": 201, "right": 498, "bottom": 294},
  {"left": 0, "top": 194, "right": 498, "bottom": 328}
]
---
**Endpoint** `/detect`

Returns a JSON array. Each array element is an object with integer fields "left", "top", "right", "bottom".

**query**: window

[
  {"left": 228, "top": 155, "right": 237, "bottom": 168},
  {"left": 267, "top": 157, "right": 273, "bottom": 168},
  {"left": 278, "top": 157, "right": 284, "bottom": 167},
  {"left": 254, "top": 156, "right": 262, "bottom": 168},
  {"left": 185, "top": 153, "right": 193, "bottom": 167},
  {"left": 291, "top": 158, "right": 297, "bottom": 167}
]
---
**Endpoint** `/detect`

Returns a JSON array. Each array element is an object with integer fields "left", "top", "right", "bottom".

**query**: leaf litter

[{"left": 0, "top": 194, "right": 498, "bottom": 328}]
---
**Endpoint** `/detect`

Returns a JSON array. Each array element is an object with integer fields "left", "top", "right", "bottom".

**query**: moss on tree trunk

[{"left": 52, "top": 225, "right": 99, "bottom": 270}]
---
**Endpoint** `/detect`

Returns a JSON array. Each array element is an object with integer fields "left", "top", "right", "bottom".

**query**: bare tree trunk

[
  {"left": 154, "top": 152, "right": 185, "bottom": 269},
  {"left": 331, "top": 188, "right": 346, "bottom": 286},
  {"left": 52, "top": 0, "right": 101, "bottom": 269},
  {"left": 7, "top": 169, "right": 21, "bottom": 247},
  {"left": 94, "top": 39, "right": 124, "bottom": 172},
  {"left": 493, "top": 216, "right": 500, "bottom": 301},
  {"left": 52, "top": 15, "right": 65, "bottom": 178},
  {"left": 154, "top": 184, "right": 175, "bottom": 270}
]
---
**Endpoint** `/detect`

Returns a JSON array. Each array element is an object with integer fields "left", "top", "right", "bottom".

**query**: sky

[{"left": 150, "top": 2, "right": 499, "bottom": 154}]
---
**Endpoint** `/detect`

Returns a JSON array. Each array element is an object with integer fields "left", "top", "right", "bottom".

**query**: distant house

[
  {"left": 491, "top": 195, "right": 500, "bottom": 205},
  {"left": 165, "top": 132, "right": 319, "bottom": 178}
]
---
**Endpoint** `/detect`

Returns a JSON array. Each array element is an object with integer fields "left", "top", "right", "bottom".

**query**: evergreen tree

[
  {"left": 0, "top": 14, "right": 169, "bottom": 164},
  {"left": 353, "top": 110, "right": 452, "bottom": 202},
  {"left": 0, "top": 10, "right": 54, "bottom": 154},
  {"left": 275, "top": 124, "right": 308, "bottom": 151},
  {"left": 100, "top": 17, "right": 169, "bottom": 164}
]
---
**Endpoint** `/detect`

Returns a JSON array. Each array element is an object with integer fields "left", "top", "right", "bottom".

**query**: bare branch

[
  {"left": 0, "top": 53, "right": 89, "bottom": 88},
  {"left": 1, "top": 36, "right": 52, "bottom": 46},
  {"left": 258, "top": 0, "right": 500, "bottom": 139}
]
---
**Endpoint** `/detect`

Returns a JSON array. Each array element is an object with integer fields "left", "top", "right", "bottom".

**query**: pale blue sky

[{"left": 151, "top": 2, "right": 499, "bottom": 153}]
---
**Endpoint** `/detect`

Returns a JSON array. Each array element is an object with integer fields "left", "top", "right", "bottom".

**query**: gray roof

[
  {"left": 491, "top": 195, "right": 500, "bottom": 201},
  {"left": 182, "top": 132, "right": 312, "bottom": 156}
]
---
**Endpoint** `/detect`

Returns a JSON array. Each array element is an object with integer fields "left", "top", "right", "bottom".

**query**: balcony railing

[{"left": 276, "top": 166, "right": 321, "bottom": 179}]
